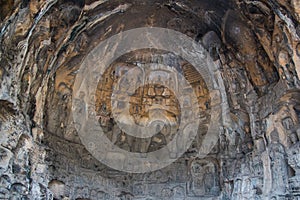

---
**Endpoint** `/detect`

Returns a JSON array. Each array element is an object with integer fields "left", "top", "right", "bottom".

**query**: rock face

[{"left": 0, "top": 0, "right": 299, "bottom": 199}]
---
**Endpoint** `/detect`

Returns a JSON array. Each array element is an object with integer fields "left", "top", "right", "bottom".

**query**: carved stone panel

[{"left": 188, "top": 158, "right": 220, "bottom": 197}]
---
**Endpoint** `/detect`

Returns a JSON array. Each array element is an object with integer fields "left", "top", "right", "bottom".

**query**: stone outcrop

[{"left": 0, "top": 0, "right": 299, "bottom": 199}]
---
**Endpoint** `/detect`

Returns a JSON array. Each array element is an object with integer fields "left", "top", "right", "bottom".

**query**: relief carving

[
  {"left": 269, "top": 130, "right": 289, "bottom": 195},
  {"left": 188, "top": 159, "right": 220, "bottom": 196}
]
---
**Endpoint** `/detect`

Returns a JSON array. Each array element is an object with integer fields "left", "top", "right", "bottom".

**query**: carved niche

[
  {"left": 269, "top": 130, "right": 289, "bottom": 195},
  {"left": 188, "top": 158, "right": 220, "bottom": 197}
]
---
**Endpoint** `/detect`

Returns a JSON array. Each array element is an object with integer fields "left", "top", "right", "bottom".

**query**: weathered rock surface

[{"left": 0, "top": 0, "right": 299, "bottom": 199}]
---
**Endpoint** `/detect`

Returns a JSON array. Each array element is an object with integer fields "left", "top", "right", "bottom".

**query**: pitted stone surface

[{"left": 0, "top": 0, "right": 299, "bottom": 199}]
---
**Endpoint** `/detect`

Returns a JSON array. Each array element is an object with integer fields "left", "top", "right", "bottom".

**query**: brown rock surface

[{"left": 0, "top": 0, "right": 299, "bottom": 199}]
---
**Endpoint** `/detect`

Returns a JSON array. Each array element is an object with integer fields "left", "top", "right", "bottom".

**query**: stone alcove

[{"left": 0, "top": 0, "right": 299, "bottom": 199}]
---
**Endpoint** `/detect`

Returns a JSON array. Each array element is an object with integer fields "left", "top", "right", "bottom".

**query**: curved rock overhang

[{"left": 0, "top": 0, "right": 299, "bottom": 199}]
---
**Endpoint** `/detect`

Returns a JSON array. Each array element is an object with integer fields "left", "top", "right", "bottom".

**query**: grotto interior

[{"left": 0, "top": 0, "right": 300, "bottom": 199}]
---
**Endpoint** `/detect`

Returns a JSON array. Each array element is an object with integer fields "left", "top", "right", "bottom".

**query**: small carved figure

[
  {"left": 289, "top": 132, "right": 299, "bottom": 145},
  {"left": 220, "top": 133, "right": 229, "bottom": 152},
  {"left": 269, "top": 130, "right": 289, "bottom": 194},
  {"left": 204, "top": 167, "right": 215, "bottom": 194},
  {"left": 282, "top": 117, "right": 294, "bottom": 130}
]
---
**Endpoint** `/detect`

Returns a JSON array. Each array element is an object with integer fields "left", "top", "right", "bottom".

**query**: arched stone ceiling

[{"left": 0, "top": 0, "right": 300, "bottom": 199}]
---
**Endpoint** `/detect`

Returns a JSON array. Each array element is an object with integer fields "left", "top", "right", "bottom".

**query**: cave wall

[{"left": 0, "top": 0, "right": 299, "bottom": 199}]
